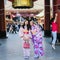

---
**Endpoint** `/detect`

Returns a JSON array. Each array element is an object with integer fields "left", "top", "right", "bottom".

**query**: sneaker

[
  {"left": 52, "top": 44, "right": 55, "bottom": 50},
  {"left": 24, "top": 56, "right": 29, "bottom": 59},
  {"left": 34, "top": 55, "right": 39, "bottom": 59},
  {"left": 24, "top": 57, "right": 29, "bottom": 60}
]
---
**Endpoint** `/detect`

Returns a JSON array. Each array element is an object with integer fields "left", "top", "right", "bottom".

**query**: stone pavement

[{"left": 0, "top": 33, "right": 60, "bottom": 60}]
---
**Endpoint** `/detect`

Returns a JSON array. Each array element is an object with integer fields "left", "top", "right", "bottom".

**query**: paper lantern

[{"left": 12, "top": 0, "right": 33, "bottom": 8}]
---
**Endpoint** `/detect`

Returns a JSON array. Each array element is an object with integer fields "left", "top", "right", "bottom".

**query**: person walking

[
  {"left": 51, "top": 13, "right": 58, "bottom": 50},
  {"left": 12, "top": 23, "right": 17, "bottom": 34}
]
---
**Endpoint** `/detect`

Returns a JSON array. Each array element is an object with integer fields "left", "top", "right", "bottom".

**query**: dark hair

[
  {"left": 23, "top": 20, "right": 31, "bottom": 30},
  {"left": 23, "top": 21, "right": 25, "bottom": 28},
  {"left": 27, "top": 20, "right": 31, "bottom": 30},
  {"left": 50, "top": 17, "right": 55, "bottom": 24}
]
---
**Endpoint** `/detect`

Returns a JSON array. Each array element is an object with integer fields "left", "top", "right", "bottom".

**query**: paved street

[{"left": 0, "top": 33, "right": 60, "bottom": 60}]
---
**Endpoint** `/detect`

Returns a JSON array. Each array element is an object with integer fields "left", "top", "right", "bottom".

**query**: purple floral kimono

[{"left": 31, "top": 24, "right": 44, "bottom": 57}]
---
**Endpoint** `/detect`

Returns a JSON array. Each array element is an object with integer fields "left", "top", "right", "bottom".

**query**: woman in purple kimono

[{"left": 30, "top": 20, "right": 44, "bottom": 58}]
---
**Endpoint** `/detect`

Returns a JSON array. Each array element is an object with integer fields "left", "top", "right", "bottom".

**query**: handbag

[{"left": 23, "top": 41, "right": 30, "bottom": 48}]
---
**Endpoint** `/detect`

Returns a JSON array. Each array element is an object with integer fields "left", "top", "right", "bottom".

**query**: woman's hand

[
  {"left": 20, "top": 36, "right": 23, "bottom": 38},
  {"left": 23, "top": 36, "right": 29, "bottom": 41},
  {"left": 31, "top": 29, "right": 37, "bottom": 35},
  {"left": 54, "top": 13, "right": 58, "bottom": 22},
  {"left": 55, "top": 13, "right": 58, "bottom": 17}
]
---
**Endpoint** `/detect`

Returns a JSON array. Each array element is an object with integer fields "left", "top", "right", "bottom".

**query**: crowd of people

[
  {"left": 6, "top": 13, "right": 58, "bottom": 60},
  {"left": 6, "top": 22, "right": 20, "bottom": 34}
]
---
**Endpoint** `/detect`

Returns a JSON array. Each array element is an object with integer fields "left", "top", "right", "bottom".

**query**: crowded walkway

[{"left": 0, "top": 32, "right": 60, "bottom": 60}]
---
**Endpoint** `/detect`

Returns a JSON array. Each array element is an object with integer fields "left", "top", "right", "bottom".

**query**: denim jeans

[{"left": 52, "top": 31, "right": 57, "bottom": 45}]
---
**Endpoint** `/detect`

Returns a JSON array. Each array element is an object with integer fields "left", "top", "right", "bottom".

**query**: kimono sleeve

[
  {"left": 29, "top": 30, "right": 32, "bottom": 39},
  {"left": 19, "top": 27, "right": 24, "bottom": 37},
  {"left": 39, "top": 31, "right": 44, "bottom": 41}
]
